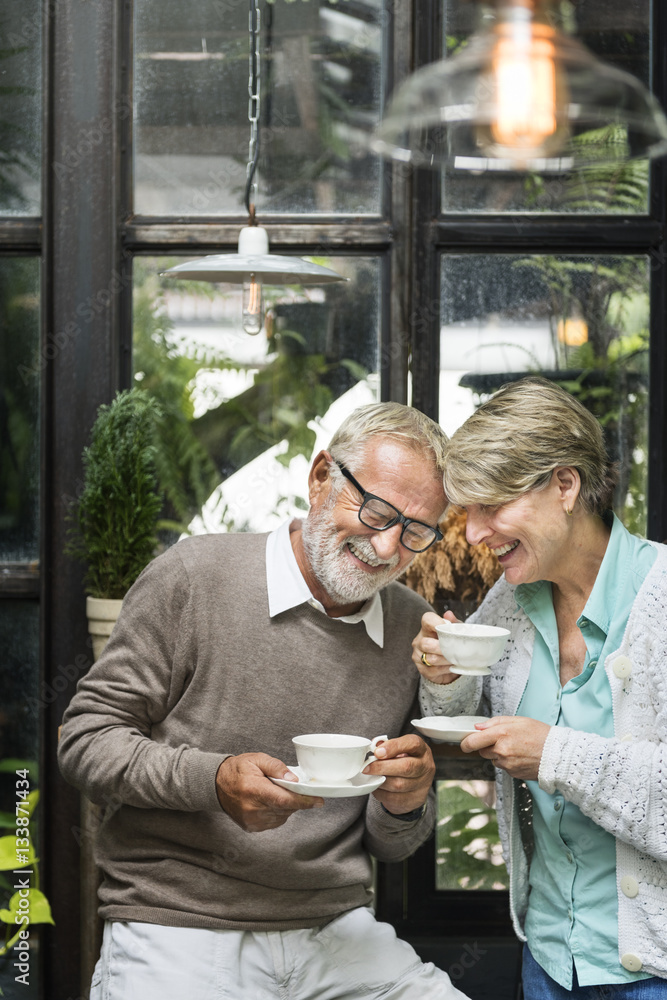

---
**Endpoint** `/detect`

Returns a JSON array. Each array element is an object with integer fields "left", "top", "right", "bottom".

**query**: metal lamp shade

[
  {"left": 162, "top": 253, "right": 347, "bottom": 285},
  {"left": 163, "top": 225, "right": 346, "bottom": 286}
]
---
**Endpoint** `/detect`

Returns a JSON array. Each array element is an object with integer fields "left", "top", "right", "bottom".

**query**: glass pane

[
  {"left": 0, "top": 258, "right": 40, "bottom": 562},
  {"left": 133, "top": 0, "right": 384, "bottom": 215},
  {"left": 439, "top": 254, "right": 650, "bottom": 535},
  {"left": 436, "top": 779, "right": 507, "bottom": 890},
  {"left": 133, "top": 255, "right": 380, "bottom": 534},
  {"left": 0, "top": 0, "right": 42, "bottom": 215},
  {"left": 441, "top": 0, "right": 651, "bottom": 214},
  {"left": 0, "top": 601, "right": 41, "bottom": 999}
]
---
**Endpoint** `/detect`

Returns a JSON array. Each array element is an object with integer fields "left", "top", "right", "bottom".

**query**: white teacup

[
  {"left": 292, "top": 733, "right": 388, "bottom": 784},
  {"left": 436, "top": 621, "right": 510, "bottom": 676}
]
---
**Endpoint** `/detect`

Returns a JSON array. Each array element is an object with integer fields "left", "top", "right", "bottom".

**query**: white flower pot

[{"left": 86, "top": 596, "right": 123, "bottom": 661}]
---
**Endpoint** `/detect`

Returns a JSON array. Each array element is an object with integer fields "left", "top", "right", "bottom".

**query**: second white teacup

[
  {"left": 292, "top": 733, "right": 388, "bottom": 784},
  {"left": 436, "top": 620, "right": 510, "bottom": 675}
]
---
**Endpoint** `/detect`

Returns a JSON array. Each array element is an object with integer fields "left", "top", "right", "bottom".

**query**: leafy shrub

[{"left": 66, "top": 389, "right": 163, "bottom": 599}]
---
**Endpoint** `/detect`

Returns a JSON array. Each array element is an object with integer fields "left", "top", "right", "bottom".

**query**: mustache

[{"left": 345, "top": 535, "right": 400, "bottom": 569}]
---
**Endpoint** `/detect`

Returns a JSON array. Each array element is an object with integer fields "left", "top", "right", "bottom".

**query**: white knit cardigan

[{"left": 420, "top": 542, "right": 667, "bottom": 980}]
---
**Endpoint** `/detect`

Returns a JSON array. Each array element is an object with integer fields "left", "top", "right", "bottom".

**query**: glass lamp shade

[
  {"left": 162, "top": 227, "right": 346, "bottom": 285},
  {"left": 371, "top": 2, "right": 667, "bottom": 172}
]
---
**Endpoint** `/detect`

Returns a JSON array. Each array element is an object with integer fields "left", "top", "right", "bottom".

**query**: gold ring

[{"left": 420, "top": 652, "right": 432, "bottom": 668}]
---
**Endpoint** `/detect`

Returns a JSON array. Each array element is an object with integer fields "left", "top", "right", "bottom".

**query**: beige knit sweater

[{"left": 58, "top": 532, "right": 435, "bottom": 930}]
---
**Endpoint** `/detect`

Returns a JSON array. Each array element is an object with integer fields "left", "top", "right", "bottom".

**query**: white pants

[{"left": 89, "top": 907, "right": 469, "bottom": 1000}]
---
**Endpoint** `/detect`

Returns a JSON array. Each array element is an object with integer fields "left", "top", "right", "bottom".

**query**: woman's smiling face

[{"left": 463, "top": 471, "right": 573, "bottom": 586}]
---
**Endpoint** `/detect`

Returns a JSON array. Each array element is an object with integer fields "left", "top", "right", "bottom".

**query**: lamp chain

[{"left": 244, "top": 0, "right": 261, "bottom": 220}]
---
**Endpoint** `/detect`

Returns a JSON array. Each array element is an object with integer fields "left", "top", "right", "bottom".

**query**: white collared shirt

[{"left": 265, "top": 519, "right": 384, "bottom": 647}]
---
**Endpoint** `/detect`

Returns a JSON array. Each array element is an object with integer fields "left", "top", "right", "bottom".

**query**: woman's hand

[
  {"left": 461, "top": 716, "right": 551, "bottom": 781},
  {"left": 412, "top": 610, "right": 462, "bottom": 685}
]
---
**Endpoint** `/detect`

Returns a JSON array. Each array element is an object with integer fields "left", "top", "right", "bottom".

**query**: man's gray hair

[{"left": 327, "top": 401, "right": 448, "bottom": 475}]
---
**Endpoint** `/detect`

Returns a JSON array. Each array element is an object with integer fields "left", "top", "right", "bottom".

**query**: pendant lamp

[
  {"left": 163, "top": 0, "right": 345, "bottom": 334},
  {"left": 371, "top": 0, "right": 667, "bottom": 173}
]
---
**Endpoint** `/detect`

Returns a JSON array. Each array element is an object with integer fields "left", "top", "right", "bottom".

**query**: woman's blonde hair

[
  {"left": 328, "top": 401, "right": 449, "bottom": 475},
  {"left": 443, "top": 377, "right": 614, "bottom": 515}
]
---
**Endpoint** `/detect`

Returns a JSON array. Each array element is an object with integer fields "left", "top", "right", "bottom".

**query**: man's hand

[
  {"left": 216, "top": 753, "right": 323, "bottom": 832},
  {"left": 412, "top": 611, "right": 463, "bottom": 685},
  {"left": 461, "top": 716, "right": 551, "bottom": 781},
  {"left": 365, "top": 735, "right": 435, "bottom": 815}
]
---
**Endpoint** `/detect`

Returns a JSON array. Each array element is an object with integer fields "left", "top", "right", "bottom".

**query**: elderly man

[{"left": 58, "top": 401, "right": 468, "bottom": 1000}]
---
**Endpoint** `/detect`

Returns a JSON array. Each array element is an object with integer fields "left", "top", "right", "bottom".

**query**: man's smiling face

[{"left": 300, "top": 438, "right": 447, "bottom": 609}]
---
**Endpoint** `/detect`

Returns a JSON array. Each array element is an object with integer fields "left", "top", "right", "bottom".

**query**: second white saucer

[{"left": 412, "top": 715, "right": 487, "bottom": 743}]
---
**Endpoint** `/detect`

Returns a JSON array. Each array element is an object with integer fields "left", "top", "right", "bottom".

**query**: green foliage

[
  {"left": 436, "top": 782, "right": 507, "bottom": 891},
  {"left": 0, "top": 17, "right": 40, "bottom": 211},
  {"left": 237, "top": 350, "right": 334, "bottom": 468},
  {"left": 512, "top": 252, "right": 650, "bottom": 531},
  {"left": 556, "top": 334, "right": 649, "bottom": 534},
  {"left": 0, "top": 259, "right": 40, "bottom": 548},
  {"left": 132, "top": 262, "right": 237, "bottom": 526},
  {"left": 135, "top": 261, "right": 369, "bottom": 523},
  {"left": 514, "top": 255, "right": 647, "bottom": 363},
  {"left": 558, "top": 126, "right": 648, "bottom": 212},
  {"left": 522, "top": 125, "right": 649, "bottom": 217},
  {"left": 131, "top": 259, "right": 371, "bottom": 536},
  {"left": 66, "top": 388, "right": 164, "bottom": 599}
]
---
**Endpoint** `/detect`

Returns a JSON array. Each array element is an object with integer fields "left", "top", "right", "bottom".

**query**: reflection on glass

[
  {"left": 133, "top": 0, "right": 383, "bottom": 216},
  {"left": 0, "top": 601, "right": 42, "bottom": 1000},
  {"left": 436, "top": 779, "right": 507, "bottom": 890},
  {"left": 439, "top": 253, "right": 650, "bottom": 534},
  {"left": 441, "top": 0, "right": 651, "bottom": 214},
  {"left": 0, "top": 259, "right": 40, "bottom": 562},
  {"left": 132, "top": 256, "right": 380, "bottom": 534},
  {"left": 0, "top": 1, "right": 42, "bottom": 215}
]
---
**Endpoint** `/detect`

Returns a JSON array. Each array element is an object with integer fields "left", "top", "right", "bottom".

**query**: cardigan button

[
  {"left": 620, "top": 953, "right": 643, "bottom": 973},
  {"left": 620, "top": 875, "right": 639, "bottom": 898},
  {"left": 612, "top": 656, "right": 632, "bottom": 679}
]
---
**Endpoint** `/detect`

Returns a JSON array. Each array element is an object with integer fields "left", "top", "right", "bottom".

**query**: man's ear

[{"left": 308, "top": 450, "right": 333, "bottom": 506}]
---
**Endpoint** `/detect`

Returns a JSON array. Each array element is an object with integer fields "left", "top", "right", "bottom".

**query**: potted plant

[{"left": 67, "top": 387, "right": 164, "bottom": 659}]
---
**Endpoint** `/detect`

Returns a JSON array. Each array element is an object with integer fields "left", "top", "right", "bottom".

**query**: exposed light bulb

[
  {"left": 476, "top": 5, "right": 570, "bottom": 164},
  {"left": 161, "top": 225, "right": 346, "bottom": 334},
  {"left": 557, "top": 317, "right": 588, "bottom": 346},
  {"left": 242, "top": 274, "right": 264, "bottom": 335}
]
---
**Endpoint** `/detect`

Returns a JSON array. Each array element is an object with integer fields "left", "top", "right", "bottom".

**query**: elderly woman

[{"left": 414, "top": 377, "right": 667, "bottom": 999}]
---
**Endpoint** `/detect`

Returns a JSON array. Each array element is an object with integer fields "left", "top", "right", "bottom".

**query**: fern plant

[{"left": 66, "top": 388, "right": 164, "bottom": 599}]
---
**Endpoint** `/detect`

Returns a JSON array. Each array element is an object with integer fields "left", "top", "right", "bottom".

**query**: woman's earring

[{"left": 565, "top": 507, "right": 573, "bottom": 517}]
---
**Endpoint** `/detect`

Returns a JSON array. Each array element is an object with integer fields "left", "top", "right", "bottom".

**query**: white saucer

[
  {"left": 411, "top": 716, "right": 487, "bottom": 743},
  {"left": 449, "top": 665, "right": 492, "bottom": 676},
  {"left": 270, "top": 766, "right": 386, "bottom": 798}
]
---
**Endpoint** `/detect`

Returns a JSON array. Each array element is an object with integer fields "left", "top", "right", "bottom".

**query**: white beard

[{"left": 301, "top": 503, "right": 403, "bottom": 605}]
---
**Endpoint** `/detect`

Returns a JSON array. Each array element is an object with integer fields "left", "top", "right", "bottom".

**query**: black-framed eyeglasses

[{"left": 334, "top": 460, "right": 443, "bottom": 553}]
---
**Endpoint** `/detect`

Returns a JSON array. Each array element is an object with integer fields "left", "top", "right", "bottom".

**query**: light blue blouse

[{"left": 516, "top": 514, "right": 656, "bottom": 988}]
